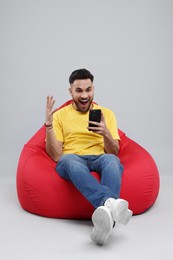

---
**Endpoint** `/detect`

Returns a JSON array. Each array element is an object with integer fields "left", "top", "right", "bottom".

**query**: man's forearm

[
  {"left": 46, "top": 128, "right": 62, "bottom": 162},
  {"left": 103, "top": 131, "right": 119, "bottom": 156}
]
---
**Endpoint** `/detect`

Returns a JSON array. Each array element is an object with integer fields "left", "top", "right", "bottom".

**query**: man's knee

[
  {"left": 100, "top": 154, "right": 123, "bottom": 171},
  {"left": 101, "top": 154, "right": 119, "bottom": 163}
]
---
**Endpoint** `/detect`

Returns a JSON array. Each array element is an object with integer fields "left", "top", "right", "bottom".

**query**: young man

[{"left": 45, "top": 68, "right": 132, "bottom": 245}]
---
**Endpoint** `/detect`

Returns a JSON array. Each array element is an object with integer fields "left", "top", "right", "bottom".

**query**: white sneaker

[
  {"left": 90, "top": 206, "right": 114, "bottom": 245},
  {"left": 104, "top": 198, "right": 133, "bottom": 225}
]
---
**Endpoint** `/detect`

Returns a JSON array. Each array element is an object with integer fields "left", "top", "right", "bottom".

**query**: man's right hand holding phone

[{"left": 88, "top": 109, "right": 109, "bottom": 137}]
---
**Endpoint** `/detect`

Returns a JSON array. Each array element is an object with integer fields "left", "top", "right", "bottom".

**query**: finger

[
  {"left": 101, "top": 111, "right": 105, "bottom": 122},
  {"left": 88, "top": 121, "right": 100, "bottom": 126},
  {"left": 87, "top": 127, "right": 102, "bottom": 134},
  {"left": 47, "top": 95, "right": 55, "bottom": 109},
  {"left": 47, "top": 95, "right": 52, "bottom": 106},
  {"left": 46, "top": 95, "right": 49, "bottom": 105}
]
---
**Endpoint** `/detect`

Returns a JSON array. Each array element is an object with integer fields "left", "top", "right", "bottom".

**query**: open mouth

[{"left": 79, "top": 100, "right": 88, "bottom": 106}]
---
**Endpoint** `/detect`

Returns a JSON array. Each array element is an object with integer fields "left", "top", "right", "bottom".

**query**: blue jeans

[{"left": 56, "top": 154, "right": 124, "bottom": 208}]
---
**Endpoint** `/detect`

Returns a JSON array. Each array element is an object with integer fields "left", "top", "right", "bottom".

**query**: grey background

[{"left": 0, "top": 0, "right": 172, "bottom": 259}]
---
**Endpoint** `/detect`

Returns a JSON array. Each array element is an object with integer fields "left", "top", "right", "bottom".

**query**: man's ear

[{"left": 69, "top": 86, "right": 72, "bottom": 95}]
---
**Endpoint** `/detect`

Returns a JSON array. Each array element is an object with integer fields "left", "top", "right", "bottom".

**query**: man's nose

[{"left": 81, "top": 92, "right": 88, "bottom": 99}]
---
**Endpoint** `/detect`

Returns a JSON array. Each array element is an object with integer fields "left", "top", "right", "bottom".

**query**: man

[{"left": 45, "top": 68, "right": 132, "bottom": 245}]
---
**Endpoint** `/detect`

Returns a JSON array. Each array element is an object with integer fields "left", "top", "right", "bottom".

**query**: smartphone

[{"left": 88, "top": 109, "right": 101, "bottom": 130}]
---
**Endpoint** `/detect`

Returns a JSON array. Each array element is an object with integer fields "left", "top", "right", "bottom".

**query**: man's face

[{"left": 69, "top": 79, "right": 94, "bottom": 113}]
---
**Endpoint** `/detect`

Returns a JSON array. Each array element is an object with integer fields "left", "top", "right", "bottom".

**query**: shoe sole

[
  {"left": 90, "top": 206, "right": 113, "bottom": 245},
  {"left": 120, "top": 209, "right": 133, "bottom": 225},
  {"left": 113, "top": 200, "right": 132, "bottom": 224}
]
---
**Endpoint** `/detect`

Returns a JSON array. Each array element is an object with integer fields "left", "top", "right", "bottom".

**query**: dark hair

[{"left": 69, "top": 68, "right": 94, "bottom": 84}]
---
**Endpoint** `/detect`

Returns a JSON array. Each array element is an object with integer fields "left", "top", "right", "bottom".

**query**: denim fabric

[{"left": 56, "top": 154, "right": 124, "bottom": 208}]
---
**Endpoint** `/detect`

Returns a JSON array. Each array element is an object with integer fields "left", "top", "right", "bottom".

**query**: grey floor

[{"left": 0, "top": 173, "right": 172, "bottom": 260}]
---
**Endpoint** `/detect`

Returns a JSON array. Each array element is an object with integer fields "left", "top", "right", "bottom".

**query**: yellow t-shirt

[{"left": 53, "top": 103, "right": 120, "bottom": 155}]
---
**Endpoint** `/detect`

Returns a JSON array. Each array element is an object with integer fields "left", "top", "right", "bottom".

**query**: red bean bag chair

[{"left": 16, "top": 100, "right": 160, "bottom": 219}]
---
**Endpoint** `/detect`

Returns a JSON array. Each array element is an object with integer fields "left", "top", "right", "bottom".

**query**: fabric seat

[{"left": 16, "top": 100, "right": 160, "bottom": 219}]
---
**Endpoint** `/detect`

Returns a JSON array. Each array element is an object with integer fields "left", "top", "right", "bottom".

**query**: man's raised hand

[{"left": 45, "top": 96, "right": 55, "bottom": 125}]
